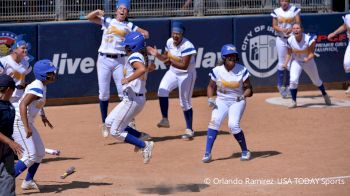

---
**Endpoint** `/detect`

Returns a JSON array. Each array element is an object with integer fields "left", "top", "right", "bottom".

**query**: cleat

[
  {"left": 142, "top": 141, "right": 154, "bottom": 164},
  {"left": 345, "top": 86, "right": 350, "bottom": 94},
  {"left": 21, "top": 180, "right": 40, "bottom": 190},
  {"left": 241, "top": 150, "right": 251, "bottom": 161},
  {"left": 323, "top": 94, "right": 331, "bottom": 105},
  {"left": 288, "top": 100, "right": 297, "bottom": 109},
  {"left": 134, "top": 132, "right": 152, "bottom": 153},
  {"left": 51, "top": 149, "right": 60, "bottom": 156},
  {"left": 157, "top": 118, "right": 170, "bottom": 128},
  {"left": 181, "top": 129, "right": 194, "bottom": 140},
  {"left": 101, "top": 124, "right": 109, "bottom": 138},
  {"left": 202, "top": 153, "right": 212, "bottom": 163}
]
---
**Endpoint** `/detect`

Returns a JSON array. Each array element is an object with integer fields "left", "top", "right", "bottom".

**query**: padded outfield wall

[{"left": 0, "top": 13, "right": 348, "bottom": 104}]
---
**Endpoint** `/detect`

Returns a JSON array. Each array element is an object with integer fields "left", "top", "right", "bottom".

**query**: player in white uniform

[
  {"left": 328, "top": 14, "right": 350, "bottom": 94},
  {"left": 12, "top": 59, "right": 57, "bottom": 190},
  {"left": 87, "top": 0, "right": 149, "bottom": 136},
  {"left": 202, "top": 44, "right": 253, "bottom": 163},
  {"left": 147, "top": 21, "right": 197, "bottom": 140},
  {"left": 284, "top": 23, "right": 331, "bottom": 108},
  {"left": 104, "top": 32, "right": 154, "bottom": 164},
  {"left": 271, "top": 0, "right": 301, "bottom": 98}
]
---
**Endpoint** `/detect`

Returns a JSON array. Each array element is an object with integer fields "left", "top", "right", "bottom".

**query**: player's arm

[
  {"left": 19, "top": 93, "right": 38, "bottom": 138},
  {"left": 121, "top": 61, "right": 146, "bottom": 85},
  {"left": 242, "top": 78, "right": 253, "bottom": 98},
  {"left": 328, "top": 24, "right": 347, "bottom": 39},
  {"left": 136, "top": 28, "right": 150, "bottom": 39},
  {"left": 207, "top": 79, "right": 216, "bottom": 98},
  {"left": 0, "top": 132, "right": 23, "bottom": 156},
  {"left": 272, "top": 18, "right": 284, "bottom": 33},
  {"left": 304, "top": 41, "right": 316, "bottom": 63},
  {"left": 39, "top": 108, "right": 53, "bottom": 129},
  {"left": 147, "top": 46, "right": 169, "bottom": 62},
  {"left": 283, "top": 47, "right": 292, "bottom": 68},
  {"left": 86, "top": 9, "right": 104, "bottom": 25},
  {"left": 169, "top": 55, "right": 191, "bottom": 70}
]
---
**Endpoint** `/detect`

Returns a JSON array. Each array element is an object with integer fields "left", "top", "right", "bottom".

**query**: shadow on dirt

[
  {"left": 41, "top": 157, "right": 82, "bottom": 164},
  {"left": 213, "top": 150, "right": 281, "bottom": 162},
  {"left": 138, "top": 183, "right": 209, "bottom": 195}
]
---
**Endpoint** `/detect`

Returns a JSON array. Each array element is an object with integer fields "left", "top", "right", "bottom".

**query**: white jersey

[
  {"left": 287, "top": 33, "right": 316, "bottom": 62},
  {"left": 209, "top": 64, "right": 250, "bottom": 101},
  {"left": 165, "top": 37, "right": 197, "bottom": 73},
  {"left": 98, "top": 17, "right": 138, "bottom": 54},
  {"left": 123, "top": 52, "right": 147, "bottom": 94},
  {"left": 16, "top": 80, "right": 46, "bottom": 123},
  {"left": 343, "top": 14, "right": 350, "bottom": 40},
  {"left": 0, "top": 55, "right": 32, "bottom": 103},
  {"left": 271, "top": 5, "right": 301, "bottom": 38}
]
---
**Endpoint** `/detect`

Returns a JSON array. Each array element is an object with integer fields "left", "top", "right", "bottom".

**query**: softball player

[
  {"left": 147, "top": 21, "right": 197, "bottom": 140},
  {"left": 202, "top": 44, "right": 253, "bottom": 163},
  {"left": 284, "top": 23, "right": 331, "bottom": 108},
  {"left": 271, "top": 0, "right": 301, "bottom": 98},
  {"left": 328, "top": 14, "right": 350, "bottom": 94},
  {"left": 12, "top": 59, "right": 57, "bottom": 190},
  {"left": 104, "top": 32, "right": 154, "bottom": 164},
  {"left": 87, "top": 0, "right": 149, "bottom": 136}
]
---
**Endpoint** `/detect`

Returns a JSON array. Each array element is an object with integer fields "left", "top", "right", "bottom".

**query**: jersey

[
  {"left": 271, "top": 5, "right": 301, "bottom": 38},
  {"left": 165, "top": 37, "right": 197, "bottom": 73},
  {"left": 123, "top": 52, "right": 147, "bottom": 94},
  {"left": 0, "top": 55, "right": 32, "bottom": 103},
  {"left": 16, "top": 80, "right": 46, "bottom": 123},
  {"left": 98, "top": 17, "right": 138, "bottom": 54},
  {"left": 209, "top": 64, "right": 250, "bottom": 101},
  {"left": 343, "top": 14, "right": 350, "bottom": 39},
  {"left": 287, "top": 33, "right": 316, "bottom": 62}
]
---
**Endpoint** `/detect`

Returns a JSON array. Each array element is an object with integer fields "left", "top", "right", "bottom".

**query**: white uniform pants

[
  {"left": 208, "top": 98, "right": 246, "bottom": 134},
  {"left": 158, "top": 69, "right": 196, "bottom": 111},
  {"left": 105, "top": 93, "right": 145, "bottom": 141},
  {"left": 289, "top": 59, "right": 323, "bottom": 89},
  {"left": 97, "top": 54, "right": 126, "bottom": 100},
  {"left": 12, "top": 117, "right": 45, "bottom": 167},
  {"left": 276, "top": 36, "right": 290, "bottom": 71},
  {"left": 344, "top": 42, "right": 350, "bottom": 73}
]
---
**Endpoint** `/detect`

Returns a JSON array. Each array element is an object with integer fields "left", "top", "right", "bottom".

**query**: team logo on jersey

[{"left": 241, "top": 25, "right": 278, "bottom": 78}]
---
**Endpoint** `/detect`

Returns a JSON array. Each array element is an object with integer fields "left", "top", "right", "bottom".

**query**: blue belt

[
  {"left": 99, "top": 52, "right": 126, "bottom": 59},
  {"left": 124, "top": 92, "right": 144, "bottom": 96}
]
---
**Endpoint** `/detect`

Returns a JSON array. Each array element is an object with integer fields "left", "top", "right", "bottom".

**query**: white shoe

[
  {"left": 142, "top": 141, "right": 154, "bottom": 164},
  {"left": 157, "top": 118, "right": 170, "bottom": 128},
  {"left": 241, "top": 150, "right": 251, "bottom": 161},
  {"left": 288, "top": 100, "right": 297, "bottom": 109},
  {"left": 323, "top": 94, "right": 331, "bottom": 105},
  {"left": 345, "top": 86, "right": 350, "bottom": 94},
  {"left": 101, "top": 124, "right": 109, "bottom": 138},
  {"left": 45, "top": 148, "right": 60, "bottom": 156},
  {"left": 134, "top": 132, "right": 152, "bottom": 153},
  {"left": 181, "top": 129, "right": 194, "bottom": 140},
  {"left": 21, "top": 179, "right": 40, "bottom": 190}
]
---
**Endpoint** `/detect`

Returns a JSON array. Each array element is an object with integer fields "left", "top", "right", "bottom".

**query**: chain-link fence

[{"left": 0, "top": 0, "right": 332, "bottom": 23}]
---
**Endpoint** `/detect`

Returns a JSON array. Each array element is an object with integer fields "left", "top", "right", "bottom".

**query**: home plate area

[{"left": 266, "top": 95, "right": 350, "bottom": 108}]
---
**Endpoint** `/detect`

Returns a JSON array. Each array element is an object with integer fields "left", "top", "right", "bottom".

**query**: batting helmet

[
  {"left": 33, "top": 59, "right": 57, "bottom": 81},
  {"left": 221, "top": 44, "right": 238, "bottom": 59},
  {"left": 116, "top": 0, "right": 130, "bottom": 10},
  {"left": 121, "top": 32, "right": 145, "bottom": 53},
  {"left": 172, "top": 21, "right": 185, "bottom": 33}
]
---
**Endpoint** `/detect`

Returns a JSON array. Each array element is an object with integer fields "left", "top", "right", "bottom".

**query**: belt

[
  {"left": 99, "top": 52, "right": 126, "bottom": 59},
  {"left": 279, "top": 36, "right": 289, "bottom": 39},
  {"left": 124, "top": 92, "right": 144, "bottom": 97}
]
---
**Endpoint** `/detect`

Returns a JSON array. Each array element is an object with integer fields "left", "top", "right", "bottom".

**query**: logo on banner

[
  {"left": 0, "top": 31, "right": 34, "bottom": 62},
  {"left": 241, "top": 25, "right": 278, "bottom": 78}
]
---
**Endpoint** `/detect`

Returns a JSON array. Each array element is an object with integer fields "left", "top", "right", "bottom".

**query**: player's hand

[
  {"left": 147, "top": 46, "right": 158, "bottom": 56},
  {"left": 25, "top": 127, "right": 33, "bottom": 138},
  {"left": 285, "top": 28, "right": 292, "bottom": 35},
  {"left": 236, "top": 95, "right": 245, "bottom": 102},
  {"left": 96, "top": 9, "right": 104, "bottom": 17},
  {"left": 121, "top": 78, "right": 129, "bottom": 85},
  {"left": 282, "top": 63, "right": 288, "bottom": 69},
  {"left": 163, "top": 58, "right": 171, "bottom": 66},
  {"left": 41, "top": 115, "right": 54, "bottom": 129},
  {"left": 303, "top": 57, "right": 310, "bottom": 63},
  {"left": 327, "top": 33, "right": 336, "bottom": 40},
  {"left": 208, "top": 97, "right": 217, "bottom": 109},
  {"left": 9, "top": 141, "right": 23, "bottom": 156},
  {"left": 147, "top": 62, "right": 156, "bottom": 72}
]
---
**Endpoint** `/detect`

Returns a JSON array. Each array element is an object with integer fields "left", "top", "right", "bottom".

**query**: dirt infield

[{"left": 15, "top": 90, "right": 350, "bottom": 195}]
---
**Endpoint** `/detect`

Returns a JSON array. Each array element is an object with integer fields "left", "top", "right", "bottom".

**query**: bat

[{"left": 60, "top": 166, "right": 75, "bottom": 179}]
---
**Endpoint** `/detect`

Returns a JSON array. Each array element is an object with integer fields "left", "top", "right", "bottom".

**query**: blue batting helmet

[
  {"left": 121, "top": 32, "right": 145, "bottom": 53},
  {"left": 116, "top": 0, "right": 131, "bottom": 10},
  {"left": 33, "top": 59, "right": 57, "bottom": 81},
  {"left": 221, "top": 44, "right": 238, "bottom": 59},
  {"left": 172, "top": 21, "right": 185, "bottom": 33}
]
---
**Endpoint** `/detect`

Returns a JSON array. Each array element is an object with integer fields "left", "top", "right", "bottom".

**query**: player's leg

[
  {"left": 97, "top": 55, "right": 113, "bottom": 125},
  {"left": 344, "top": 43, "right": 350, "bottom": 93},
  {"left": 228, "top": 100, "right": 250, "bottom": 160},
  {"left": 157, "top": 70, "right": 178, "bottom": 128},
  {"left": 276, "top": 37, "right": 289, "bottom": 98},
  {"left": 203, "top": 98, "right": 229, "bottom": 163},
  {"left": 303, "top": 60, "right": 331, "bottom": 105},
  {"left": 112, "top": 56, "right": 127, "bottom": 99},
  {"left": 288, "top": 60, "right": 302, "bottom": 108},
  {"left": 178, "top": 71, "right": 196, "bottom": 140}
]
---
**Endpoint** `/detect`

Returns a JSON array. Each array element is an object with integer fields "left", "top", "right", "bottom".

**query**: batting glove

[
  {"left": 208, "top": 97, "right": 217, "bottom": 108},
  {"left": 236, "top": 95, "right": 245, "bottom": 102}
]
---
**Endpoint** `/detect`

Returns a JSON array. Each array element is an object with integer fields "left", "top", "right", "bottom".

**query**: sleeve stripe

[
  {"left": 271, "top": 11, "right": 277, "bottom": 17},
  {"left": 210, "top": 70, "right": 217, "bottom": 79},
  {"left": 129, "top": 56, "right": 143, "bottom": 62},
  {"left": 308, "top": 34, "right": 317, "bottom": 44},
  {"left": 181, "top": 48, "right": 196, "bottom": 54},
  {"left": 131, "top": 23, "right": 136, "bottom": 31},
  {"left": 0, "top": 62, "right": 4, "bottom": 68},
  {"left": 30, "top": 88, "right": 43, "bottom": 95},
  {"left": 243, "top": 69, "right": 249, "bottom": 78}
]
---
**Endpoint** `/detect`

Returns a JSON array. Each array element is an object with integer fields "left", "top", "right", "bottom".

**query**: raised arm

[{"left": 86, "top": 9, "right": 104, "bottom": 25}]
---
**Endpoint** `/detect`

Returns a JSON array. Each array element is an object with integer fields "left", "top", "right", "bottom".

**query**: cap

[
  {"left": 172, "top": 21, "right": 185, "bottom": 33},
  {"left": 116, "top": 0, "right": 131, "bottom": 10},
  {"left": 0, "top": 74, "right": 15, "bottom": 89}
]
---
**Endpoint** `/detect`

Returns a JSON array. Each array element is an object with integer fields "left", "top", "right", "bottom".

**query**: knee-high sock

[
  {"left": 285, "top": 70, "right": 290, "bottom": 86},
  {"left": 205, "top": 128, "right": 218, "bottom": 155},
  {"left": 277, "top": 70, "right": 284, "bottom": 87},
  {"left": 346, "top": 72, "right": 350, "bottom": 79},
  {"left": 234, "top": 131, "right": 248, "bottom": 152},
  {"left": 25, "top": 163, "right": 40, "bottom": 181},
  {"left": 99, "top": 100, "right": 109, "bottom": 123},
  {"left": 124, "top": 133, "right": 146, "bottom": 148},
  {"left": 15, "top": 160, "right": 27, "bottom": 177},
  {"left": 125, "top": 126, "right": 141, "bottom": 138},
  {"left": 158, "top": 97, "right": 168, "bottom": 118},
  {"left": 183, "top": 108, "right": 193, "bottom": 130},
  {"left": 290, "top": 88, "right": 297, "bottom": 101},
  {"left": 318, "top": 83, "right": 327, "bottom": 96}
]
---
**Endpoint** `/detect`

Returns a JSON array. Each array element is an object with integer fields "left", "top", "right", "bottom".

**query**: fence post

[{"left": 55, "top": 0, "right": 64, "bottom": 20}]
